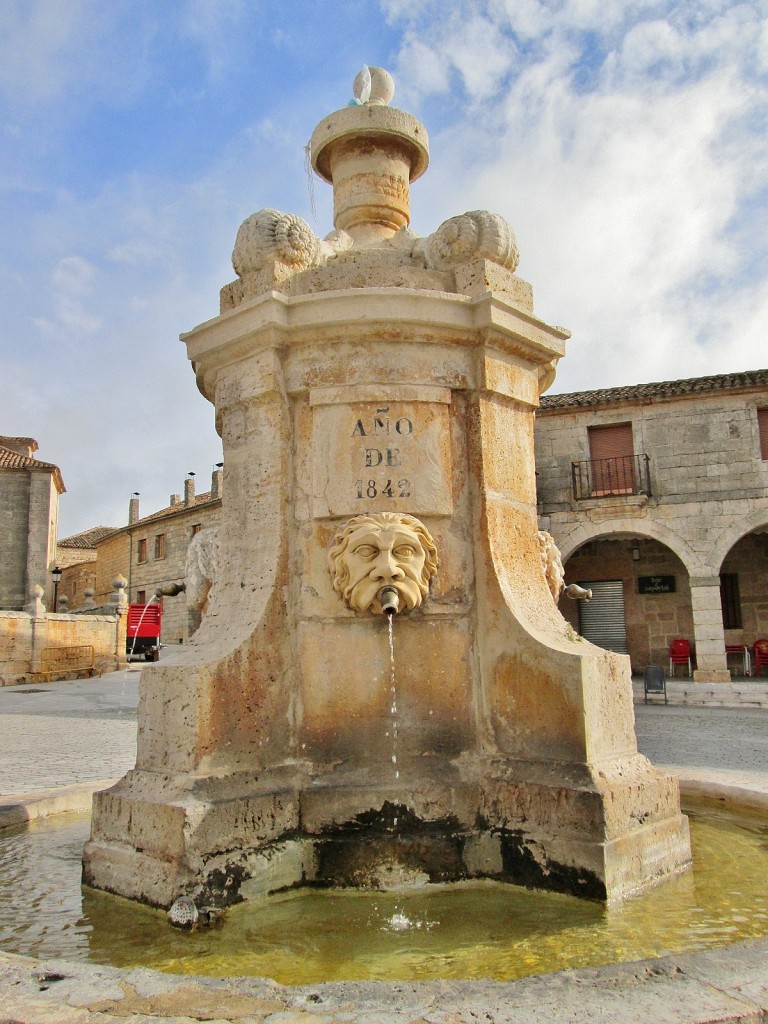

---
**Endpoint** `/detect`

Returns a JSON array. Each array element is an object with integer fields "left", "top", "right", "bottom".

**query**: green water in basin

[{"left": 1, "top": 801, "right": 766, "bottom": 984}]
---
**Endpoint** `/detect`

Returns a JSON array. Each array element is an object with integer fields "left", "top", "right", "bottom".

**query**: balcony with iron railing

[{"left": 571, "top": 454, "right": 652, "bottom": 501}]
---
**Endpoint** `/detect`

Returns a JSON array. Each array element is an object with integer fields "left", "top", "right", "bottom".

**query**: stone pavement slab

[
  {"left": 0, "top": 936, "right": 767, "bottom": 1024},
  {"left": 0, "top": 669, "right": 139, "bottom": 795}
]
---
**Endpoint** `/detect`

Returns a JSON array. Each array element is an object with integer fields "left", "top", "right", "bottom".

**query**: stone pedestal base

[
  {"left": 83, "top": 754, "right": 691, "bottom": 908},
  {"left": 693, "top": 670, "right": 732, "bottom": 683}
]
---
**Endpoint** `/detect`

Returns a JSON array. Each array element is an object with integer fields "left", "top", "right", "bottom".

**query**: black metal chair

[{"left": 643, "top": 665, "right": 667, "bottom": 704}]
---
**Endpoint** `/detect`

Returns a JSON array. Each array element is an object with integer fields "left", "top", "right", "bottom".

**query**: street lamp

[{"left": 51, "top": 565, "right": 62, "bottom": 612}]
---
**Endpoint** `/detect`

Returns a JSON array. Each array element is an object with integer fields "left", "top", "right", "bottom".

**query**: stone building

[
  {"left": 0, "top": 436, "right": 65, "bottom": 611},
  {"left": 535, "top": 369, "right": 768, "bottom": 680},
  {"left": 57, "top": 468, "right": 222, "bottom": 646},
  {"left": 56, "top": 526, "right": 121, "bottom": 609}
]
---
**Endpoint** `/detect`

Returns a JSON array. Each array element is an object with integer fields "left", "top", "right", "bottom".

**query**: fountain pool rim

[{"left": 1, "top": 771, "right": 767, "bottom": 1024}]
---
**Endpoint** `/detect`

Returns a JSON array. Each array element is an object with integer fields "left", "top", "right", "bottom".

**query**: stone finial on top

[
  {"left": 110, "top": 574, "right": 128, "bottom": 615},
  {"left": 25, "top": 584, "right": 45, "bottom": 617},
  {"left": 352, "top": 65, "right": 395, "bottom": 106},
  {"left": 311, "top": 70, "right": 428, "bottom": 245}
]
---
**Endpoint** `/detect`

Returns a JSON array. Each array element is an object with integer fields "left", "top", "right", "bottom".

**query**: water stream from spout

[
  {"left": 121, "top": 595, "right": 160, "bottom": 714},
  {"left": 388, "top": 614, "right": 399, "bottom": 787},
  {"left": 127, "top": 594, "right": 159, "bottom": 662}
]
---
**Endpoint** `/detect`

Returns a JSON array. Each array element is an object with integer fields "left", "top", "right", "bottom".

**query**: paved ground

[
  {"left": 635, "top": 703, "right": 768, "bottom": 773},
  {"left": 0, "top": 667, "right": 767, "bottom": 1024},
  {"left": 0, "top": 667, "right": 766, "bottom": 797},
  {"left": 0, "top": 669, "right": 140, "bottom": 795}
]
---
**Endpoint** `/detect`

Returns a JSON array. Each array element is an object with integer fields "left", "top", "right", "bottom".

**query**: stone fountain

[{"left": 83, "top": 67, "right": 691, "bottom": 909}]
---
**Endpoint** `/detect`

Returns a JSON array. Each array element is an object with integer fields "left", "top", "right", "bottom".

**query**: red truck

[{"left": 126, "top": 602, "right": 162, "bottom": 661}]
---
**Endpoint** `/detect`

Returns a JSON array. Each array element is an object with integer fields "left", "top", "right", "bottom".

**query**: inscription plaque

[{"left": 310, "top": 387, "right": 452, "bottom": 518}]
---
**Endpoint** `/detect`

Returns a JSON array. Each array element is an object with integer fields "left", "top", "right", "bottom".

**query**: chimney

[
  {"left": 185, "top": 473, "right": 196, "bottom": 506},
  {"left": 170, "top": 494, "right": 181, "bottom": 506},
  {"left": 129, "top": 493, "right": 140, "bottom": 524},
  {"left": 211, "top": 463, "right": 223, "bottom": 501}
]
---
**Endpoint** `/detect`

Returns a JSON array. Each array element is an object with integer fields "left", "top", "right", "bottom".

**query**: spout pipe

[{"left": 379, "top": 586, "right": 400, "bottom": 615}]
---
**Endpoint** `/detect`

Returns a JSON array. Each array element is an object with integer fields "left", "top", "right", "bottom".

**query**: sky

[{"left": 2, "top": 0, "right": 767, "bottom": 538}]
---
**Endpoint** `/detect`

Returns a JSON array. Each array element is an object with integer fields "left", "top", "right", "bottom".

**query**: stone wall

[
  {"left": 0, "top": 609, "right": 127, "bottom": 685},
  {"left": 0, "top": 472, "right": 30, "bottom": 609},
  {"left": 1, "top": 438, "right": 63, "bottom": 612},
  {"left": 79, "top": 533, "right": 129, "bottom": 606},
  {"left": 60, "top": 558, "right": 98, "bottom": 611},
  {"left": 26, "top": 473, "right": 59, "bottom": 610}
]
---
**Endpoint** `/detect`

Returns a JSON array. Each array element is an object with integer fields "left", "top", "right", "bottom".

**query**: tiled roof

[
  {"left": 62, "top": 491, "right": 222, "bottom": 550},
  {"left": 0, "top": 436, "right": 37, "bottom": 450},
  {"left": 539, "top": 369, "right": 768, "bottom": 410},
  {"left": 58, "top": 526, "right": 121, "bottom": 548},
  {"left": 0, "top": 444, "right": 66, "bottom": 491},
  {"left": 132, "top": 491, "right": 219, "bottom": 527}
]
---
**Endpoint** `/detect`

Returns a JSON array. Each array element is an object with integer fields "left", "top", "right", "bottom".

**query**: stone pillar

[
  {"left": 24, "top": 583, "right": 45, "bottom": 618},
  {"left": 25, "top": 584, "right": 46, "bottom": 675},
  {"left": 690, "top": 576, "right": 730, "bottom": 682},
  {"left": 25, "top": 474, "right": 57, "bottom": 610},
  {"left": 108, "top": 575, "right": 128, "bottom": 671}
]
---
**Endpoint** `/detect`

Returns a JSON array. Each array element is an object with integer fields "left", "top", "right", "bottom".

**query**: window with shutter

[
  {"left": 588, "top": 423, "right": 635, "bottom": 496},
  {"left": 758, "top": 408, "right": 768, "bottom": 460}
]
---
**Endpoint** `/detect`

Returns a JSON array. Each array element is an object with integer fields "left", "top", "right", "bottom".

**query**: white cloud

[
  {"left": 178, "top": 0, "right": 251, "bottom": 82},
  {"left": 33, "top": 255, "right": 102, "bottom": 336},
  {"left": 386, "top": 0, "right": 768, "bottom": 392},
  {"left": 0, "top": 1, "right": 151, "bottom": 112},
  {"left": 394, "top": 34, "right": 452, "bottom": 97}
]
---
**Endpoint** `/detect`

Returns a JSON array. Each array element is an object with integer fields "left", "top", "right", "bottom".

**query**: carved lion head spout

[{"left": 328, "top": 512, "right": 439, "bottom": 614}]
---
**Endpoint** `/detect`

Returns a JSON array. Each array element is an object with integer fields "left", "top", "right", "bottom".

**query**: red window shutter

[
  {"left": 758, "top": 409, "right": 768, "bottom": 460},
  {"left": 588, "top": 423, "right": 635, "bottom": 495}
]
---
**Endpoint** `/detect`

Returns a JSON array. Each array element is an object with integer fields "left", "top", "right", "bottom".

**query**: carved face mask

[{"left": 340, "top": 524, "right": 428, "bottom": 613}]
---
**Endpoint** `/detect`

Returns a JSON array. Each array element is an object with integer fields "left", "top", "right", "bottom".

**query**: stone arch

[
  {"left": 707, "top": 508, "right": 768, "bottom": 571},
  {"left": 556, "top": 517, "right": 702, "bottom": 575}
]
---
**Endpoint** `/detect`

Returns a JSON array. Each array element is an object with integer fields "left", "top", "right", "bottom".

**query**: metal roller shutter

[{"left": 578, "top": 580, "right": 628, "bottom": 654}]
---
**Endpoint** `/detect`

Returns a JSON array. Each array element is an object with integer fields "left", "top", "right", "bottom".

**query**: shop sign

[{"left": 638, "top": 575, "right": 676, "bottom": 594}]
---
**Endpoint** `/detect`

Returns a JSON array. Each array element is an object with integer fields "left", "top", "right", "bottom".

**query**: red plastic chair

[
  {"left": 753, "top": 639, "right": 768, "bottom": 677},
  {"left": 669, "top": 639, "right": 692, "bottom": 678}
]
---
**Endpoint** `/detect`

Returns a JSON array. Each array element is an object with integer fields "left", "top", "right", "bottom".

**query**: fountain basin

[
  {"left": 2, "top": 800, "right": 768, "bottom": 982},
  {"left": 1, "top": 775, "right": 767, "bottom": 1022}
]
